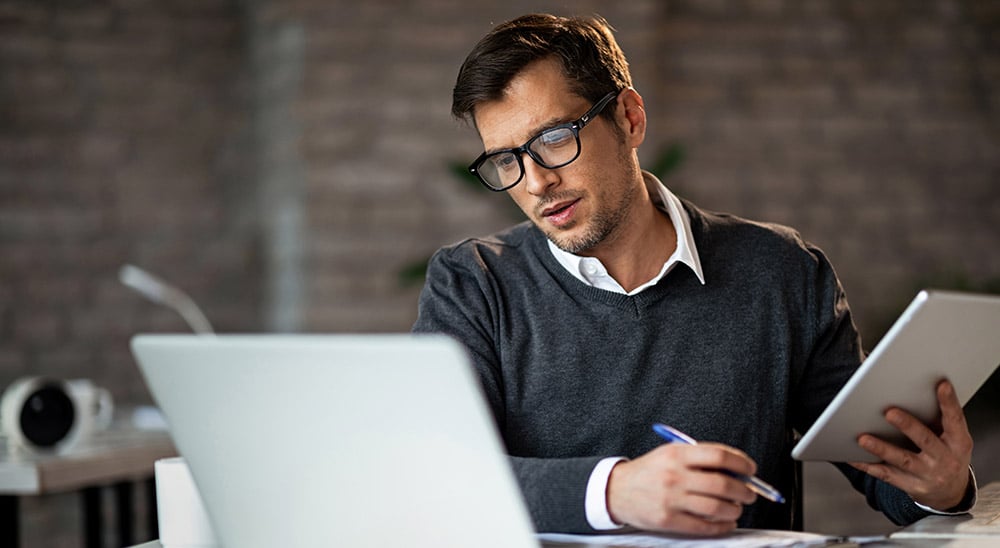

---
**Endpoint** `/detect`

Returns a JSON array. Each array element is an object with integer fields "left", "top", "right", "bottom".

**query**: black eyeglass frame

[{"left": 468, "top": 89, "right": 622, "bottom": 192}]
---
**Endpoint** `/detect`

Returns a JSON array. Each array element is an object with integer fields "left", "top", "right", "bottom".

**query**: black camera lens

[{"left": 19, "top": 384, "right": 75, "bottom": 448}]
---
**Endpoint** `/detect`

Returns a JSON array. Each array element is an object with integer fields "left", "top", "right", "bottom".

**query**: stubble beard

[
  {"left": 545, "top": 179, "right": 638, "bottom": 255},
  {"left": 536, "top": 138, "right": 643, "bottom": 255}
]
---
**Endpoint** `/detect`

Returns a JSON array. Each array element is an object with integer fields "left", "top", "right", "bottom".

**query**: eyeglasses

[{"left": 468, "top": 90, "right": 620, "bottom": 191}]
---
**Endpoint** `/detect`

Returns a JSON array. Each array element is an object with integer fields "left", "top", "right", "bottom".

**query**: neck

[{"left": 585, "top": 185, "right": 677, "bottom": 292}]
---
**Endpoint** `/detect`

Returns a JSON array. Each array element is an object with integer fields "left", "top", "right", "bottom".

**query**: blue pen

[{"left": 652, "top": 423, "right": 785, "bottom": 504}]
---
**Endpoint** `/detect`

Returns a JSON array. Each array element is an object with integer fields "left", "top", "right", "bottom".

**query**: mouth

[
  {"left": 542, "top": 199, "right": 577, "bottom": 217},
  {"left": 540, "top": 198, "right": 581, "bottom": 227}
]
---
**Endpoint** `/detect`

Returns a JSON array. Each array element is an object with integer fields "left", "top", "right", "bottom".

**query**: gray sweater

[{"left": 413, "top": 200, "right": 929, "bottom": 532}]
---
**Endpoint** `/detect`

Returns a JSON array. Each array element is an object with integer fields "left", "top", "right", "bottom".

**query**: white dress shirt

[{"left": 547, "top": 172, "right": 705, "bottom": 296}]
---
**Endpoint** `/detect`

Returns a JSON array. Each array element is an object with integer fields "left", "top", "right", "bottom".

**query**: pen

[{"left": 652, "top": 423, "right": 786, "bottom": 504}]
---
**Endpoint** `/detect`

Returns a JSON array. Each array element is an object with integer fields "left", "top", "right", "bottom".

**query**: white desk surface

[
  {"left": 0, "top": 428, "right": 176, "bottom": 494},
  {"left": 128, "top": 537, "right": 999, "bottom": 548},
  {"left": 890, "top": 480, "right": 1000, "bottom": 540},
  {"left": 128, "top": 481, "right": 1000, "bottom": 548}
]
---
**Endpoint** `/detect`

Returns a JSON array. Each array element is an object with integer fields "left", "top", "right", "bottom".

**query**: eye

[
  {"left": 538, "top": 127, "right": 575, "bottom": 148},
  {"left": 490, "top": 153, "right": 518, "bottom": 172}
]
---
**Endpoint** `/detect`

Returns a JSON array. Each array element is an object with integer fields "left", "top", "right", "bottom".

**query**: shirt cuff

[
  {"left": 585, "top": 456, "right": 628, "bottom": 530},
  {"left": 914, "top": 466, "right": 978, "bottom": 515}
]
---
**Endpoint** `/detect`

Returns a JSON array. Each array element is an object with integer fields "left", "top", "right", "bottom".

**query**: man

[{"left": 413, "top": 13, "right": 975, "bottom": 535}]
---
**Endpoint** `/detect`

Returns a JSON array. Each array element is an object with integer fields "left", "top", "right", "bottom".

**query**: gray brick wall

[
  {"left": 284, "top": 0, "right": 1000, "bottom": 343},
  {"left": 0, "top": 0, "right": 263, "bottom": 408},
  {"left": 1, "top": 0, "right": 997, "bottom": 544},
  {"left": 1, "top": 2, "right": 261, "bottom": 543}
]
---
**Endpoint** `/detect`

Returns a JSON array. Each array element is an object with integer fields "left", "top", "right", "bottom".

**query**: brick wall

[
  {"left": 284, "top": 0, "right": 1000, "bottom": 343},
  {"left": 640, "top": 0, "right": 1000, "bottom": 342},
  {"left": 0, "top": 0, "right": 262, "bottom": 405},
  {"left": 0, "top": 1, "right": 260, "bottom": 544},
  {"left": 1, "top": 0, "right": 997, "bottom": 544}
]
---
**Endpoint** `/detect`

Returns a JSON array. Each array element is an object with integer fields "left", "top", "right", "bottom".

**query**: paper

[{"left": 538, "top": 528, "right": 850, "bottom": 547}]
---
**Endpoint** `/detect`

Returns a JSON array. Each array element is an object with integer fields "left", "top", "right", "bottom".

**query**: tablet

[{"left": 792, "top": 289, "right": 1000, "bottom": 462}]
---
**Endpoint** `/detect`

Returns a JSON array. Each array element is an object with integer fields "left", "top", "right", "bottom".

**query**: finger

[
  {"left": 848, "top": 459, "right": 889, "bottom": 483},
  {"left": 848, "top": 450, "right": 925, "bottom": 497},
  {"left": 856, "top": 433, "right": 926, "bottom": 481},
  {"left": 847, "top": 457, "right": 929, "bottom": 503},
  {"left": 882, "top": 407, "right": 947, "bottom": 460},
  {"left": 608, "top": 453, "right": 741, "bottom": 536},
  {"left": 937, "top": 380, "right": 972, "bottom": 444},
  {"left": 686, "top": 469, "right": 757, "bottom": 505},
  {"left": 856, "top": 429, "right": 955, "bottom": 495},
  {"left": 683, "top": 492, "right": 745, "bottom": 523},
  {"left": 684, "top": 443, "right": 758, "bottom": 477}
]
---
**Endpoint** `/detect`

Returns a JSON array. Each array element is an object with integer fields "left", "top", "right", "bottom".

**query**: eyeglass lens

[
  {"left": 480, "top": 127, "right": 578, "bottom": 189},
  {"left": 471, "top": 90, "right": 619, "bottom": 191}
]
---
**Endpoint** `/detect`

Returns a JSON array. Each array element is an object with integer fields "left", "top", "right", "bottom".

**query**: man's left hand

[{"left": 849, "top": 379, "right": 973, "bottom": 511}]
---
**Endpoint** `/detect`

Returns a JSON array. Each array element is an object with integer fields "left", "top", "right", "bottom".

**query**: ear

[{"left": 615, "top": 88, "right": 646, "bottom": 148}]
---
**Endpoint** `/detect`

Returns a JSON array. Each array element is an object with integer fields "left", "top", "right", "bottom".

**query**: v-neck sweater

[{"left": 413, "top": 200, "right": 930, "bottom": 533}]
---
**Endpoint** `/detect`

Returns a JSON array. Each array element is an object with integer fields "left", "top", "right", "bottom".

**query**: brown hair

[{"left": 452, "top": 13, "right": 632, "bottom": 124}]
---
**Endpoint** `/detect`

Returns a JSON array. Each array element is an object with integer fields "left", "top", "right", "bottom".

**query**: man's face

[{"left": 472, "top": 58, "right": 642, "bottom": 256}]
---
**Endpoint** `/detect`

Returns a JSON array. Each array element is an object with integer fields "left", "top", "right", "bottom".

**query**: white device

[
  {"left": 130, "top": 334, "right": 540, "bottom": 548},
  {"left": 792, "top": 290, "right": 1000, "bottom": 462},
  {"left": 1, "top": 377, "right": 114, "bottom": 455}
]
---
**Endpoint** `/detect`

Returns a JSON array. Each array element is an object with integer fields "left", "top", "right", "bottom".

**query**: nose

[{"left": 521, "top": 155, "right": 560, "bottom": 196}]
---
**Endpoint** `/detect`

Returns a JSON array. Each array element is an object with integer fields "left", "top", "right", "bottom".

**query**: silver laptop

[{"left": 130, "top": 334, "right": 540, "bottom": 548}]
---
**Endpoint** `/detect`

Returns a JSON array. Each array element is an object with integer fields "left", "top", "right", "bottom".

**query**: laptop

[{"left": 130, "top": 334, "right": 540, "bottom": 548}]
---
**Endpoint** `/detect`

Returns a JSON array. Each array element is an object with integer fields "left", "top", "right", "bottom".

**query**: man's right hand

[{"left": 606, "top": 442, "right": 759, "bottom": 535}]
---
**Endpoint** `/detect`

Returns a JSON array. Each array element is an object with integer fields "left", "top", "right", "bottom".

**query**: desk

[
  {"left": 127, "top": 536, "right": 999, "bottom": 548},
  {"left": 0, "top": 428, "right": 176, "bottom": 548},
  {"left": 127, "top": 481, "right": 1000, "bottom": 547}
]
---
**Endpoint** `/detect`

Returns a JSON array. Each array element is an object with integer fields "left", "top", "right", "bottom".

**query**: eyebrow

[{"left": 483, "top": 115, "right": 573, "bottom": 156}]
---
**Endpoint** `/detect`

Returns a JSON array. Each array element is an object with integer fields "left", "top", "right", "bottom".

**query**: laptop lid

[{"left": 130, "top": 334, "right": 539, "bottom": 548}]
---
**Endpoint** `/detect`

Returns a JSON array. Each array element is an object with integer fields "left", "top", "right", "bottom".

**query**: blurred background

[{"left": 1, "top": 0, "right": 997, "bottom": 545}]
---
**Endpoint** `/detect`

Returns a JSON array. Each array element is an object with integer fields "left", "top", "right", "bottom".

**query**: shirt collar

[{"left": 547, "top": 171, "right": 705, "bottom": 294}]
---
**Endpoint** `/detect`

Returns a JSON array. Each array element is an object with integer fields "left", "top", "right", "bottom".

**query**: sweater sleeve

[
  {"left": 412, "top": 246, "right": 506, "bottom": 420},
  {"left": 511, "top": 455, "right": 606, "bottom": 533},
  {"left": 791, "top": 244, "right": 932, "bottom": 526},
  {"left": 412, "top": 245, "right": 603, "bottom": 533}
]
